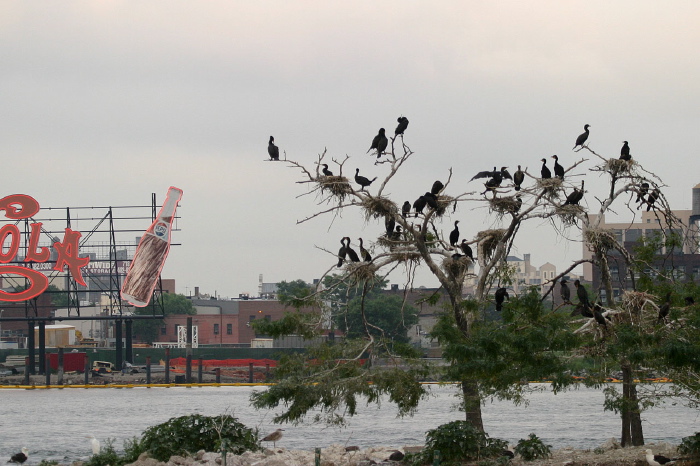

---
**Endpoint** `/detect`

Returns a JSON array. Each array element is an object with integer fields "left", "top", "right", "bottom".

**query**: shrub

[
  {"left": 514, "top": 433, "right": 552, "bottom": 461},
  {"left": 84, "top": 439, "right": 124, "bottom": 466},
  {"left": 415, "top": 421, "right": 509, "bottom": 464},
  {"left": 679, "top": 432, "right": 700, "bottom": 457},
  {"left": 139, "top": 414, "right": 259, "bottom": 461}
]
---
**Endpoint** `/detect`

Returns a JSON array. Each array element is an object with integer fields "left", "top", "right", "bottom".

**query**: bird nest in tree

[
  {"left": 537, "top": 177, "right": 563, "bottom": 194},
  {"left": 345, "top": 262, "right": 378, "bottom": 281},
  {"left": 442, "top": 256, "right": 472, "bottom": 278},
  {"left": 360, "top": 196, "right": 397, "bottom": 221},
  {"left": 376, "top": 234, "right": 408, "bottom": 250},
  {"left": 476, "top": 229, "right": 506, "bottom": 261},
  {"left": 318, "top": 175, "right": 352, "bottom": 200},
  {"left": 389, "top": 248, "right": 422, "bottom": 264},
  {"left": 556, "top": 204, "right": 585, "bottom": 225},
  {"left": 489, "top": 196, "right": 520, "bottom": 215},
  {"left": 605, "top": 158, "right": 634, "bottom": 176},
  {"left": 619, "top": 290, "right": 660, "bottom": 325},
  {"left": 584, "top": 227, "right": 617, "bottom": 252},
  {"left": 434, "top": 195, "right": 455, "bottom": 218}
]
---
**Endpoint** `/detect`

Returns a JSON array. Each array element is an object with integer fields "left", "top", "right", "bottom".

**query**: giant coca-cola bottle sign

[{"left": 121, "top": 187, "right": 183, "bottom": 307}]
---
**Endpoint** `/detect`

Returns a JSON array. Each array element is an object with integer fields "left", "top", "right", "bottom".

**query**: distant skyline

[{"left": 2, "top": 2, "right": 699, "bottom": 298}]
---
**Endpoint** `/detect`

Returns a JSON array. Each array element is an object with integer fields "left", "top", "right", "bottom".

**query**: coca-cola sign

[{"left": 0, "top": 194, "right": 90, "bottom": 302}]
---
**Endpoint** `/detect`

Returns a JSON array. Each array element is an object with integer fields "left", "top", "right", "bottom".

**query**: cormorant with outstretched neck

[
  {"left": 354, "top": 168, "right": 377, "bottom": 191},
  {"left": 460, "top": 239, "right": 474, "bottom": 261},
  {"left": 359, "top": 238, "right": 372, "bottom": 262},
  {"left": 402, "top": 201, "right": 411, "bottom": 218},
  {"left": 449, "top": 221, "right": 460, "bottom": 246},
  {"left": 321, "top": 164, "right": 333, "bottom": 176},
  {"left": 658, "top": 291, "right": 671, "bottom": 323},
  {"left": 540, "top": 158, "right": 552, "bottom": 179},
  {"left": 345, "top": 238, "right": 360, "bottom": 262},
  {"left": 563, "top": 180, "right": 585, "bottom": 206},
  {"left": 620, "top": 141, "right": 631, "bottom": 161},
  {"left": 513, "top": 165, "right": 525, "bottom": 191},
  {"left": 573, "top": 124, "right": 590, "bottom": 150},
  {"left": 560, "top": 278, "right": 571, "bottom": 304},
  {"left": 268, "top": 136, "right": 279, "bottom": 161},
  {"left": 431, "top": 180, "right": 444, "bottom": 195},
  {"left": 368, "top": 128, "right": 388, "bottom": 158},
  {"left": 395, "top": 116, "right": 409, "bottom": 136},
  {"left": 337, "top": 237, "right": 348, "bottom": 267},
  {"left": 552, "top": 155, "right": 564, "bottom": 179},
  {"left": 495, "top": 287, "right": 509, "bottom": 311},
  {"left": 413, "top": 195, "right": 427, "bottom": 217}
]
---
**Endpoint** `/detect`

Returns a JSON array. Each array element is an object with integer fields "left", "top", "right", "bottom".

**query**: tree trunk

[
  {"left": 629, "top": 381, "right": 645, "bottom": 446},
  {"left": 620, "top": 365, "right": 645, "bottom": 447},
  {"left": 462, "top": 380, "right": 484, "bottom": 431}
]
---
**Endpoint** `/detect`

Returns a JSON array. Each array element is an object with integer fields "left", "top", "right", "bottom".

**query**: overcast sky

[{"left": 2, "top": 2, "right": 699, "bottom": 298}]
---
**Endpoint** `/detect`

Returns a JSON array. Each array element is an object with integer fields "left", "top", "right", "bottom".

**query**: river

[{"left": 0, "top": 384, "right": 697, "bottom": 463}]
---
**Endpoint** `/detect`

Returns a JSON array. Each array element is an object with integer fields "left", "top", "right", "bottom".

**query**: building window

[
  {"left": 265, "top": 315, "right": 271, "bottom": 322},
  {"left": 160, "top": 326, "right": 167, "bottom": 335},
  {"left": 214, "top": 323, "right": 220, "bottom": 335},
  {"left": 227, "top": 323, "right": 233, "bottom": 335},
  {"left": 175, "top": 324, "right": 180, "bottom": 334},
  {"left": 249, "top": 315, "right": 256, "bottom": 322}
]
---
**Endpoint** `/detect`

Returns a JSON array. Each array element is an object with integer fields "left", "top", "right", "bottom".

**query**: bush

[
  {"left": 414, "top": 421, "right": 509, "bottom": 464},
  {"left": 84, "top": 439, "right": 124, "bottom": 466},
  {"left": 679, "top": 432, "right": 700, "bottom": 457},
  {"left": 139, "top": 414, "right": 259, "bottom": 461},
  {"left": 514, "top": 433, "right": 551, "bottom": 461}
]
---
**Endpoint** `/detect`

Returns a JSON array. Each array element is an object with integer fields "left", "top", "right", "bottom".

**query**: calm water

[{"left": 0, "top": 384, "right": 698, "bottom": 463}]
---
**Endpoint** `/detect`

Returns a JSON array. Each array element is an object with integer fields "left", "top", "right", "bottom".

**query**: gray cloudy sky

[{"left": 2, "top": 2, "right": 699, "bottom": 298}]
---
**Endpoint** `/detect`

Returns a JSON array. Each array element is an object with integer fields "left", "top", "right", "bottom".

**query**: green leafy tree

[
  {"left": 343, "top": 293, "right": 418, "bottom": 343},
  {"left": 132, "top": 293, "right": 195, "bottom": 343},
  {"left": 276, "top": 279, "right": 314, "bottom": 307}
]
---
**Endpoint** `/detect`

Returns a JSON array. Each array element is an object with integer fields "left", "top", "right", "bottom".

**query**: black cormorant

[
  {"left": 402, "top": 201, "right": 411, "bottom": 218},
  {"left": 472, "top": 167, "right": 511, "bottom": 192},
  {"left": 459, "top": 239, "right": 474, "bottom": 261},
  {"left": 385, "top": 216, "right": 396, "bottom": 236},
  {"left": 337, "top": 237, "right": 348, "bottom": 267},
  {"left": 658, "top": 291, "right": 671, "bottom": 323},
  {"left": 431, "top": 180, "right": 444, "bottom": 195},
  {"left": 321, "top": 164, "right": 333, "bottom": 176},
  {"left": 424, "top": 192, "right": 438, "bottom": 209},
  {"left": 413, "top": 195, "right": 427, "bottom": 217},
  {"left": 449, "top": 221, "right": 460, "bottom": 246},
  {"left": 636, "top": 182, "right": 650, "bottom": 204},
  {"left": 390, "top": 225, "right": 403, "bottom": 241},
  {"left": 345, "top": 239, "right": 361, "bottom": 262},
  {"left": 563, "top": 180, "right": 585, "bottom": 206},
  {"left": 593, "top": 303, "right": 608, "bottom": 327},
  {"left": 552, "top": 155, "right": 564, "bottom": 179},
  {"left": 513, "top": 165, "right": 525, "bottom": 191},
  {"left": 646, "top": 188, "right": 660, "bottom": 211},
  {"left": 354, "top": 168, "right": 377, "bottom": 191},
  {"left": 495, "top": 287, "right": 509, "bottom": 312},
  {"left": 540, "top": 158, "right": 552, "bottom": 179},
  {"left": 685, "top": 296, "right": 695, "bottom": 306},
  {"left": 268, "top": 136, "right": 279, "bottom": 161},
  {"left": 368, "top": 128, "right": 388, "bottom": 158},
  {"left": 620, "top": 141, "right": 631, "bottom": 161},
  {"left": 574, "top": 279, "right": 591, "bottom": 312},
  {"left": 560, "top": 278, "right": 571, "bottom": 304},
  {"left": 395, "top": 116, "right": 409, "bottom": 136},
  {"left": 359, "top": 238, "right": 372, "bottom": 262},
  {"left": 573, "top": 124, "right": 590, "bottom": 150}
]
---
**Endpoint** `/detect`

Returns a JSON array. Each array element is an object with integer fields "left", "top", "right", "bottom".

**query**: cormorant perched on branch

[
  {"left": 513, "top": 166, "right": 525, "bottom": 191},
  {"left": 471, "top": 167, "right": 511, "bottom": 192},
  {"left": 354, "top": 168, "right": 377, "bottom": 191},
  {"left": 646, "top": 188, "right": 660, "bottom": 211},
  {"left": 495, "top": 287, "right": 509, "bottom": 312},
  {"left": 636, "top": 182, "right": 650, "bottom": 204},
  {"left": 345, "top": 238, "right": 360, "bottom": 262},
  {"left": 560, "top": 278, "right": 571, "bottom": 304},
  {"left": 413, "top": 195, "right": 427, "bottom": 217},
  {"left": 449, "top": 221, "right": 460, "bottom": 246},
  {"left": 268, "top": 136, "right": 279, "bottom": 161},
  {"left": 563, "top": 180, "right": 585, "bottom": 206},
  {"left": 620, "top": 141, "right": 631, "bottom": 161},
  {"left": 402, "top": 201, "right": 411, "bottom": 218},
  {"left": 540, "top": 158, "right": 552, "bottom": 179},
  {"left": 459, "top": 239, "right": 474, "bottom": 261},
  {"left": 395, "top": 116, "right": 409, "bottom": 136},
  {"left": 574, "top": 279, "right": 591, "bottom": 313},
  {"left": 658, "top": 291, "right": 671, "bottom": 323},
  {"left": 385, "top": 216, "right": 396, "bottom": 236},
  {"left": 337, "top": 237, "right": 348, "bottom": 267},
  {"left": 368, "top": 128, "right": 388, "bottom": 158},
  {"left": 321, "top": 164, "right": 333, "bottom": 176},
  {"left": 593, "top": 303, "right": 608, "bottom": 327},
  {"left": 390, "top": 226, "right": 402, "bottom": 241},
  {"left": 431, "top": 180, "right": 444, "bottom": 195},
  {"left": 573, "top": 124, "right": 590, "bottom": 150},
  {"left": 423, "top": 192, "right": 438, "bottom": 209},
  {"left": 359, "top": 238, "right": 372, "bottom": 262},
  {"left": 552, "top": 155, "right": 564, "bottom": 179}
]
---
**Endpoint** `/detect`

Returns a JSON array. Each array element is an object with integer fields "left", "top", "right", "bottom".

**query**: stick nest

[
  {"left": 345, "top": 262, "right": 378, "bottom": 281},
  {"left": 434, "top": 195, "right": 455, "bottom": 218},
  {"left": 442, "top": 255, "right": 472, "bottom": 278},
  {"left": 389, "top": 248, "right": 423, "bottom": 264},
  {"left": 476, "top": 229, "right": 506, "bottom": 261},
  {"left": 318, "top": 175, "right": 352, "bottom": 200},
  {"left": 360, "top": 196, "right": 397, "bottom": 221},
  {"left": 556, "top": 204, "right": 585, "bottom": 225},
  {"left": 605, "top": 158, "right": 634, "bottom": 177},
  {"left": 584, "top": 227, "right": 617, "bottom": 252},
  {"left": 537, "top": 177, "right": 563, "bottom": 196},
  {"left": 489, "top": 196, "right": 521, "bottom": 215}
]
